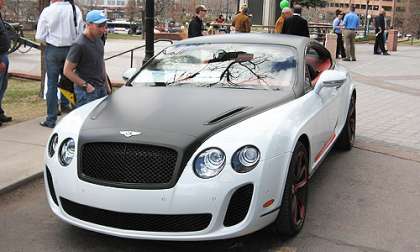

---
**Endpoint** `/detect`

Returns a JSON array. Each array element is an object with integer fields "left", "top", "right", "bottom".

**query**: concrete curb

[{"left": 0, "top": 172, "right": 43, "bottom": 196}]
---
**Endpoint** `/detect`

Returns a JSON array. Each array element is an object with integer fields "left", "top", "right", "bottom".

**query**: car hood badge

[{"left": 120, "top": 130, "right": 142, "bottom": 138}]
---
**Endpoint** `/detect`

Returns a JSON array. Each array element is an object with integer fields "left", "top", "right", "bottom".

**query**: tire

[
  {"left": 336, "top": 94, "right": 356, "bottom": 151},
  {"left": 272, "top": 141, "right": 309, "bottom": 237}
]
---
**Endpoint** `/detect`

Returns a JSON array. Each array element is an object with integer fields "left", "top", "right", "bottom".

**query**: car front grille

[
  {"left": 79, "top": 142, "right": 178, "bottom": 188},
  {"left": 60, "top": 197, "right": 212, "bottom": 232},
  {"left": 224, "top": 184, "right": 254, "bottom": 227}
]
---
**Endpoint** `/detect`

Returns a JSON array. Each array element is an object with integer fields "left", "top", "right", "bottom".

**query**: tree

[
  {"left": 155, "top": 0, "right": 175, "bottom": 22},
  {"left": 395, "top": 0, "right": 420, "bottom": 36},
  {"left": 297, "top": 0, "right": 327, "bottom": 8},
  {"left": 125, "top": 0, "right": 142, "bottom": 22}
]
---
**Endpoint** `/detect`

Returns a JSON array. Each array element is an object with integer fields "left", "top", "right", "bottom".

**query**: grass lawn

[
  {"left": 2, "top": 78, "right": 45, "bottom": 126},
  {"left": 399, "top": 39, "right": 420, "bottom": 46}
]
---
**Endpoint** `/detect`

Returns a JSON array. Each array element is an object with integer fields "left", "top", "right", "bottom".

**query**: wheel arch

[{"left": 297, "top": 134, "right": 310, "bottom": 163}]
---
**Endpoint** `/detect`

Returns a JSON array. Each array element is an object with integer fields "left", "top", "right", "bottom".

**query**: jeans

[
  {"left": 335, "top": 33, "right": 346, "bottom": 59},
  {"left": 374, "top": 31, "right": 386, "bottom": 54},
  {"left": 45, "top": 45, "right": 70, "bottom": 124},
  {"left": 0, "top": 53, "right": 9, "bottom": 116},
  {"left": 74, "top": 85, "right": 107, "bottom": 108}
]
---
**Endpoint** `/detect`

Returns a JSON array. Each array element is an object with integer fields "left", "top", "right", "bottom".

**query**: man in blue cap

[{"left": 64, "top": 10, "right": 111, "bottom": 107}]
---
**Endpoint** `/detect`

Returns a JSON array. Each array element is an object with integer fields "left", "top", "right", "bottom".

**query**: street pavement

[{"left": 1, "top": 148, "right": 420, "bottom": 251}]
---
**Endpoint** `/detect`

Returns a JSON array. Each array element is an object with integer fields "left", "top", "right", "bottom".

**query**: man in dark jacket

[
  {"left": 0, "top": 0, "right": 11, "bottom": 127},
  {"left": 188, "top": 5, "right": 207, "bottom": 38},
  {"left": 374, "top": 9, "right": 390, "bottom": 55},
  {"left": 282, "top": 5, "right": 309, "bottom": 37}
]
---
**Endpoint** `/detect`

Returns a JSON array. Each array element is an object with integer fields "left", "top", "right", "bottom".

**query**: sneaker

[
  {"left": 374, "top": 52, "right": 381, "bottom": 55},
  {"left": 351, "top": 59, "right": 356, "bottom": 61},
  {"left": 342, "top": 58, "right": 351, "bottom": 61},
  {"left": 383, "top": 52, "right": 390, "bottom": 55},
  {"left": 40, "top": 121, "right": 55, "bottom": 128},
  {"left": 0, "top": 114, "right": 12, "bottom": 122}
]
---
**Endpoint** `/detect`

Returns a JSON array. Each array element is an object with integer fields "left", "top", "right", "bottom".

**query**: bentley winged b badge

[{"left": 120, "top": 130, "right": 142, "bottom": 138}]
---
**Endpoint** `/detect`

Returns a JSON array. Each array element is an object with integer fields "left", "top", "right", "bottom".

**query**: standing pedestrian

[
  {"left": 342, "top": 6, "right": 360, "bottom": 61},
  {"left": 188, "top": 5, "right": 208, "bottom": 38},
  {"left": 63, "top": 10, "right": 111, "bottom": 108},
  {"left": 374, "top": 9, "right": 390, "bottom": 55},
  {"left": 282, "top": 5, "right": 309, "bottom": 37},
  {"left": 0, "top": 0, "right": 11, "bottom": 127},
  {"left": 274, "top": 7, "right": 292, "bottom": 33},
  {"left": 232, "top": 6, "right": 251, "bottom": 33},
  {"left": 36, "top": 0, "right": 83, "bottom": 128},
  {"left": 333, "top": 10, "right": 346, "bottom": 59}
]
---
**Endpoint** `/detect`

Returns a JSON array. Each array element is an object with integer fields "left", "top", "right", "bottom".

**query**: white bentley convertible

[{"left": 44, "top": 34, "right": 356, "bottom": 240}]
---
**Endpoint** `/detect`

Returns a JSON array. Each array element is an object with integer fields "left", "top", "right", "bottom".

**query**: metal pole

[
  {"left": 364, "top": 0, "right": 369, "bottom": 38},
  {"left": 143, "top": 0, "right": 154, "bottom": 64},
  {"left": 391, "top": 0, "right": 396, "bottom": 27},
  {"left": 226, "top": 0, "right": 229, "bottom": 21}
]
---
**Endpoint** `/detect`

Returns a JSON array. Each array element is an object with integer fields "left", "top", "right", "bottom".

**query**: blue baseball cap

[{"left": 86, "top": 10, "right": 108, "bottom": 24}]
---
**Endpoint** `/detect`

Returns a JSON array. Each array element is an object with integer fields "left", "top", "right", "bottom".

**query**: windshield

[{"left": 131, "top": 43, "right": 297, "bottom": 90}]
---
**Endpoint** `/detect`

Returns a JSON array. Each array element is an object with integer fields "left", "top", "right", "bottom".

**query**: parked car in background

[{"left": 107, "top": 20, "right": 132, "bottom": 34}]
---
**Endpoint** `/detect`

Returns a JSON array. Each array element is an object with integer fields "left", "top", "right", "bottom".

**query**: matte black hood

[
  {"left": 77, "top": 86, "right": 294, "bottom": 189},
  {"left": 82, "top": 86, "right": 292, "bottom": 138}
]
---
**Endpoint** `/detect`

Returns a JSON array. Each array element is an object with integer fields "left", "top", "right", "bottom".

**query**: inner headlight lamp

[
  {"left": 59, "top": 138, "right": 75, "bottom": 166},
  {"left": 232, "top": 145, "right": 260, "bottom": 173}
]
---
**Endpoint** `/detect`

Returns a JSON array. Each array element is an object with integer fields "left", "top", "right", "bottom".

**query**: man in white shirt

[{"left": 36, "top": 0, "right": 83, "bottom": 128}]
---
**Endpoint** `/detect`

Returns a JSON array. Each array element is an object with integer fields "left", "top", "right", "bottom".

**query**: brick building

[{"left": 324, "top": 0, "right": 399, "bottom": 25}]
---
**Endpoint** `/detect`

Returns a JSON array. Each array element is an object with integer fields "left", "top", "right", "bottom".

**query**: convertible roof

[{"left": 176, "top": 33, "right": 310, "bottom": 51}]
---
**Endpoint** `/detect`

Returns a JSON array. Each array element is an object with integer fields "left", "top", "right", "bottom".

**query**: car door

[{"left": 304, "top": 45, "right": 340, "bottom": 166}]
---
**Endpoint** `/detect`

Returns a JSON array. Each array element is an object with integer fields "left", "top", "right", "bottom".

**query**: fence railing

[{"left": 104, "top": 39, "right": 173, "bottom": 68}]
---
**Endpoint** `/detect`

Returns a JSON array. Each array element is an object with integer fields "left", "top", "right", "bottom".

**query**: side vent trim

[{"left": 205, "top": 106, "right": 250, "bottom": 125}]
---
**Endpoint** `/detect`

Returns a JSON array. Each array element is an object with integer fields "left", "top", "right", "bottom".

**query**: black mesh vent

[
  {"left": 224, "top": 184, "right": 254, "bottom": 227},
  {"left": 46, "top": 166, "right": 59, "bottom": 206},
  {"left": 60, "top": 197, "right": 212, "bottom": 232},
  {"left": 80, "top": 143, "right": 178, "bottom": 187}
]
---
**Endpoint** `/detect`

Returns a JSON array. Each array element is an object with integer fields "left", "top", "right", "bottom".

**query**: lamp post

[
  {"left": 364, "top": 0, "right": 370, "bottom": 38},
  {"left": 144, "top": 0, "right": 154, "bottom": 64}
]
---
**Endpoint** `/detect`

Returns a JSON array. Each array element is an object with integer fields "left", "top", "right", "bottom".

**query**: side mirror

[
  {"left": 122, "top": 68, "right": 137, "bottom": 81},
  {"left": 314, "top": 70, "right": 347, "bottom": 95}
]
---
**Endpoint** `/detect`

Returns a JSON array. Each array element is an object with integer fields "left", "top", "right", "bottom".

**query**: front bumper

[{"left": 44, "top": 152, "right": 291, "bottom": 241}]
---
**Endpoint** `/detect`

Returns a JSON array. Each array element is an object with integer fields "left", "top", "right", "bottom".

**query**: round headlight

[
  {"left": 194, "top": 148, "right": 226, "bottom": 179},
  {"left": 231, "top": 145, "right": 260, "bottom": 173},
  {"left": 59, "top": 138, "right": 75, "bottom": 166},
  {"left": 48, "top": 134, "right": 59, "bottom": 157}
]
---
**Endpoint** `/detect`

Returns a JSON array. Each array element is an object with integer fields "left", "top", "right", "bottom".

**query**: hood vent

[{"left": 206, "top": 106, "right": 250, "bottom": 125}]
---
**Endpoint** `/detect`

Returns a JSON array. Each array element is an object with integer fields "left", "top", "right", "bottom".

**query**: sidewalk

[
  {"left": 1, "top": 43, "right": 420, "bottom": 194},
  {"left": 0, "top": 118, "right": 52, "bottom": 193}
]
